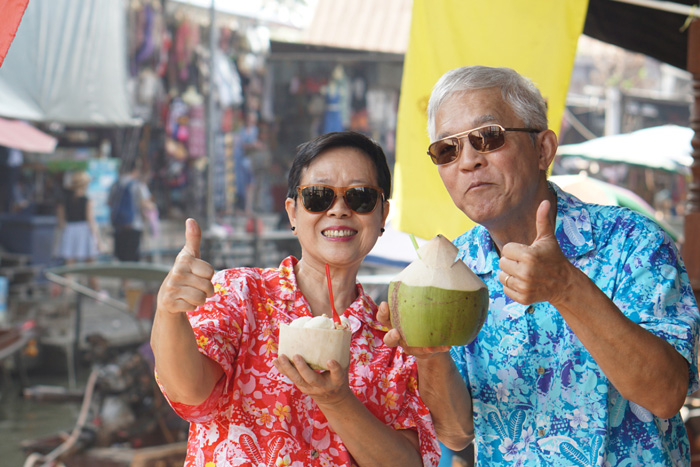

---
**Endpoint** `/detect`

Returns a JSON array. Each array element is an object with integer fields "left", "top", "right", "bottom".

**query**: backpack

[{"left": 109, "top": 180, "right": 135, "bottom": 228}]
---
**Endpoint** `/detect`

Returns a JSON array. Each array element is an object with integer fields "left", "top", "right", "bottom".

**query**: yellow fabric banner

[{"left": 393, "top": 0, "right": 589, "bottom": 241}]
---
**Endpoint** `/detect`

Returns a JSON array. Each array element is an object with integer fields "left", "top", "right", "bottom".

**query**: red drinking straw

[{"left": 325, "top": 263, "right": 342, "bottom": 325}]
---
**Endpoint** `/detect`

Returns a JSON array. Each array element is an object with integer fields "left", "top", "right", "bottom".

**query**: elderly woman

[{"left": 151, "top": 131, "right": 440, "bottom": 467}]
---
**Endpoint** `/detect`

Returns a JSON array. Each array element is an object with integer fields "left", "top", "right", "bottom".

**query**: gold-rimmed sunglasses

[{"left": 428, "top": 124, "right": 542, "bottom": 165}]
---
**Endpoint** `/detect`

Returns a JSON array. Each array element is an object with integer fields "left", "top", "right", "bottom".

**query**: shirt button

[
  {"left": 538, "top": 428, "right": 546, "bottom": 437},
  {"left": 537, "top": 366, "right": 546, "bottom": 375},
  {"left": 526, "top": 306, "right": 534, "bottom": 314}
]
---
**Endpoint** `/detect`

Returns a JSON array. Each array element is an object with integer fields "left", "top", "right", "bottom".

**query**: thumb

[
  {"left": 534, "top": 200, "right": 555, "bottom": 243},
  {"left": 183, "top": 218, "right": 202, "bottom": 258}
]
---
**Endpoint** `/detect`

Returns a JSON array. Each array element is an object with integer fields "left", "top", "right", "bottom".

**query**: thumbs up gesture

[
  {"left": 498, "top": 200, "right": 573, "bottom": 306},
  {"left": 157, "top": 218, "right": 215, "bottom": 314}
]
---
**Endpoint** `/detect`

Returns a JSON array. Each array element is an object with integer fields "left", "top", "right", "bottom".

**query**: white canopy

[
  {"left": 556, "top": 125, "right": 693, "bottom": 174},
  {"left": 0, "top": 0, "right": 139, "bottom": 126}
]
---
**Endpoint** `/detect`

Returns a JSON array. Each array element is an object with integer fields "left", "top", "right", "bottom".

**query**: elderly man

[{"left": 379, "top": 65, "right": 700, "bottom": 466}]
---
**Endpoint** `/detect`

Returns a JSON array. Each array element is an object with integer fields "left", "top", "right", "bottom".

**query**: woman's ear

[
  {"left": 284, "top": 198, "right": 297, "bottom": 232},
  {"left": 380, "top": 200, "right": 390, "bottom": 231}
]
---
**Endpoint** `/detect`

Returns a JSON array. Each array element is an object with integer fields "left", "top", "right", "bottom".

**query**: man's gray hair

[{"left": 427, "top": 66, "right": 548, "bottom": 140}]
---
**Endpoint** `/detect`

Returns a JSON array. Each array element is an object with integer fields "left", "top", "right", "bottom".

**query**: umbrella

[
  {"left": 550, "top": 173, "right": 682, "bottom": 241},
  {"left": 556, "top": 125, "right": 693, "bottom": 174},
  {"left": 0, "top": 116, "right": 57, "bottom": 153}
]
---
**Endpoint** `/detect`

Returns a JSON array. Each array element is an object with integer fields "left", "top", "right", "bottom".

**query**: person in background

[
  {"left": 378, "top": 65, "right": 700, "bottom": 466},
  {"left": 109, "top": 159, "right": 154, "bottom": 263},
  {"left": 234, "top": 111, "right": 261, "bottom": 215},
  {"left": 151, "top": 131, "right": 440, "bottom": 466},
  {"left": 56, "top": 171, "right": 101, "bottom": 290},
  {"left": 0, "top": 145, "right": 23, "bottom": 213}
]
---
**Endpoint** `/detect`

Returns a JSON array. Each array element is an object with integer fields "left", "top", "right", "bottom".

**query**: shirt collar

[
  {"left": 276, "top": 256, "right": 385, "bottom": 333},
  {"left": 549, "top": 181, "right": 596, "bottom": 258}
]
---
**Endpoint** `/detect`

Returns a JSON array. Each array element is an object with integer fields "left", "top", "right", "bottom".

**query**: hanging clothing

[{"left": 323, "top": 84, "right": 344, "bottom": 133}]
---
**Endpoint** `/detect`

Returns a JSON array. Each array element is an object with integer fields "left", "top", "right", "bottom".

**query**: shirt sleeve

[
  {"left": 612, "top": 217, "right": 700, "bottom": 394},
  {"left": 157, "top": 269, "right": 248, "bottom": 422}
]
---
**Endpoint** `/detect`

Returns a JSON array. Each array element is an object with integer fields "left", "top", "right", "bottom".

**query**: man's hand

[
  {"left": 376, "top": 302, "right": 451, "bottom": 358},
  {"left": 156, "top": 218, "right": 215, "bottom": 314},
  {"left": 498, "top": 200, "right": 574, "bottom": 306}
]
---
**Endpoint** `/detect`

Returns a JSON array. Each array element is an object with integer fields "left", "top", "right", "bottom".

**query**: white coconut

[
  {"left": 288, "top": 316, "right": 312, "bottom": 328},
  {"left": 394, "top": 234, "right": 486, "bottom": 292},
  {"left": 305, "top": 315, "right": 336, "bottom": 329},
  {"left": 278, "top": 315, "right": 352, "bottom": 370}
]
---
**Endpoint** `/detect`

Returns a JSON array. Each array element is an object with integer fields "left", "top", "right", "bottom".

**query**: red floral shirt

[{"left": 157, "top": 256, "right": 440, "bottom": 467}]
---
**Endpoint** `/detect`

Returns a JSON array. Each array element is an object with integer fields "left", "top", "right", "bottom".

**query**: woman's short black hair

[{"left": 286, "top": 131, "right": 392, "bottom": 200}]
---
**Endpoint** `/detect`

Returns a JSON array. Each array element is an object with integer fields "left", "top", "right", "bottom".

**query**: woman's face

[{"left": 285, "top": 147, "right": 390, "bottom": 271}]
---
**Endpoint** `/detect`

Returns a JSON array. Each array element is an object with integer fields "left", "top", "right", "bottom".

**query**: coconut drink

[
  {"left": 388, "top": 234, "right": 488, "bottom": 347},
  {"left": 278, "top": 314, "right": 352, "bottom": 371}
]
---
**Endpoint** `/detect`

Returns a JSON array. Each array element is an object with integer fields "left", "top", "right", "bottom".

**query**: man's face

[{"left": 433, "top": 88, "right": 546, "bottom": 230}]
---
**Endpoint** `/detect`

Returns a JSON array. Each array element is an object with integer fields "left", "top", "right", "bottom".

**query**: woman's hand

[
  {"left": 157, "top": 218, "right": 215, "bottom": 314},
  {"left": 274, "top": 354, "right": 424, "bottom": 466},
  {"left": 151, "top": 218, "right": 221, "bottom": 405},
  {"left": 273, "top": 355, "right": 353, "bottom": 407}
]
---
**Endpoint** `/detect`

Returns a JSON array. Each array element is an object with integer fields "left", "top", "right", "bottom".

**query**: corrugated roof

[{"left": 302, "top": 0, "right": 412, "bottom": 54}]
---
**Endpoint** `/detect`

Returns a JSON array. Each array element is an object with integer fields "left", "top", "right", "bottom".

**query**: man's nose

[{"left": 456, "top": 139, "right": 486, "bottom": 170}]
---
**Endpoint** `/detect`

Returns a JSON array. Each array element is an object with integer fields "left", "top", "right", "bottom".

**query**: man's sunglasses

[
  {"left": 296, "top": 184, "right": 384, "bottom": 214},
  {"left": 427, "top": 124, "right": 542, "bottom": 165}
]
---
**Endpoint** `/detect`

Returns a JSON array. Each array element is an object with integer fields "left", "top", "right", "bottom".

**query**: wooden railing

[{"left": 684, "top": 19, "right": 700, "bottom": 301}]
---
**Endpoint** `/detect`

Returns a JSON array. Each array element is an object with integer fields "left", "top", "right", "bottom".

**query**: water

[
  {"left": 0, "top": 366, "right": 85, "bottom": 467},
  {"left": 0, "top": 288, "right": 151, "bottom": 467}
]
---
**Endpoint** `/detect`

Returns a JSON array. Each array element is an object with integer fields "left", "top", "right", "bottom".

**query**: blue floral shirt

[{"left": 451, "top": 183, "right": 700, "bottom": 466}]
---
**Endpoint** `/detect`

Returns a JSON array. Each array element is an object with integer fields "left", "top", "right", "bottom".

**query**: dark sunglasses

[
  {"left": 427, "top": 124, "right": 542, "bottom": 165},
  {"left": 296, "top": 184, "right": 384, "bottom": 214}
]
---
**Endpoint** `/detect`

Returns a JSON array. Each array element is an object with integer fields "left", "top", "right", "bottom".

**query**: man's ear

[{"left": 538, "top": 129, "right": 559, "bottom": 171}]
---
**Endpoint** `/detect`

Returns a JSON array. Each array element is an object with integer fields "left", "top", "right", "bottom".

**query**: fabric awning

[
  {"left": 0, "top": 0, "right": 139, "bottom": 126},
  {"left": 301, "top": 0, "right": 412, "bottom": 54},
  {"left": 0, "top": 116, "right": 57, "bottom": 153}
]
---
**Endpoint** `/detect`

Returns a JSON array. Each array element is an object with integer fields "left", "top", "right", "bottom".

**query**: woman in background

[{"left": 56, "top": 171, "right": 101, "bottom": 290}]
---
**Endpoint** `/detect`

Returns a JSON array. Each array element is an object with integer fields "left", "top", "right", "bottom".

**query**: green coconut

[{"left": 389, "top": 234, "right": 488, "bottom": 346}]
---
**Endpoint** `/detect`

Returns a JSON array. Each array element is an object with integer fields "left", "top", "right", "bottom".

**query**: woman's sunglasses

[
  {"left": 296, "top": 184, "right": 384, "bottom": 214},
  {"left": 427, "top": 124, "right": 542, "bottom": 165}
]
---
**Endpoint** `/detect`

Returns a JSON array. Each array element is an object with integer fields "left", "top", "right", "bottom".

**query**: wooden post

[{"left": 683, "top": 19, "right": 700, "bottom": 300}]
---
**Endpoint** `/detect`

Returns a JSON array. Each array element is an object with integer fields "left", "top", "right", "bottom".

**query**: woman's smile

[{"left": 322, "top": 227, "right": 357, "bottom": 239}]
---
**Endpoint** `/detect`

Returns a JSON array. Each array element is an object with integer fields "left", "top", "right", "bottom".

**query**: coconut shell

[
  {"left": 278, "top": 324, "right": 351, "bottom": 370},
  {"left": 388, "top": 234, "right": 489, "bottom": 346},
  {"left": 389, "top": 283, "right": 488, "bottom": 346}
]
